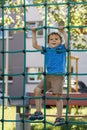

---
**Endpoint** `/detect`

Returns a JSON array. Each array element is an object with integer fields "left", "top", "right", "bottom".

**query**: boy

[{"left": 29, "top": 26, "right": 67, "bottom": 125}]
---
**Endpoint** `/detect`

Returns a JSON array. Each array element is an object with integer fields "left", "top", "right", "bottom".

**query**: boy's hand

[
  {"left": 31, "top": 28, "right": 36, "bottom": 32},
  {"left": 58, "top": 26, "right": 65, "bottom": 33},
  {"left": 59, "top": 26, "right": 64, "bottom": 31},
  {"left": 59, "top": 26, "right": 64, "bottom": 29}
]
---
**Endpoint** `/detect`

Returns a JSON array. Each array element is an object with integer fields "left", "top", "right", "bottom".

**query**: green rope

[
  {"left": 43, "top": 0, "right": 48, "bottom": 129},
  {"left": 1, "top": 0, "right": 87, "bottom": 130},
  {"left": 65, "top": 0, "right": 71, "bottom": 129},
  {"left": 1, "top": 0, "right": 5, "bottom": 130},
  {"left": 22, "top": 0, "right": 27, "bottom": 130}
]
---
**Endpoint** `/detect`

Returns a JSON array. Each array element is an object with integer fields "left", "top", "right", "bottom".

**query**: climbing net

[{"left": 0, "top": 0, "right": 87, "bottom": 130}]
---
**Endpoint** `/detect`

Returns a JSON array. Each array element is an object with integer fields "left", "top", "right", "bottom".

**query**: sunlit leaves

[
  {"left": 0, "top": 0, "right": 29, "bottom": 29},
  {"left": 0, "top": 0, "right": 87, "bottom": 49},
  {"left": 34, "top": 0, "right": 87, "bottom": 49}
]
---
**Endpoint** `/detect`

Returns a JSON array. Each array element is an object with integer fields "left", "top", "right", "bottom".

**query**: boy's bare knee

[
  {"left": 34, "top": 87, "right": 41, "bottom": 95},
  {"left": 54, "top": 94, "right": 62, "bottom": 98}
]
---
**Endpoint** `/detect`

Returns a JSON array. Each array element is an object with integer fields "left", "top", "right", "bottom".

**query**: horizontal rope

[
  {"left": 0, "top": 72, "right": 87, "bottom": 76},
  {"left": 2, "top": 94, "right": 87, "bottom": 100},
  {"left": 0, "top": 26, "right": 87, "bottom": 31},
  {"left": 0, "top": 49, "right": 87, "bottom": 54},
  {"left": 1, "top": 1, "right": 87, "bottom": 9}
]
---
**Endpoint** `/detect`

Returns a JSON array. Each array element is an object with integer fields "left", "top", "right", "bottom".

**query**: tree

[
  {"left": 0, "top": 0, "right": 28, "bottom": 28},
  {"left": 0, "top": 0, "right": 87, "bottom": 49},
  {"left": 34, "top": 0, "right": 87, "bottom": 49}
]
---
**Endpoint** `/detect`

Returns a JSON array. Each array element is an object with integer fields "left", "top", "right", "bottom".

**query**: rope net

[{"left": 0, "top": 0, "right": 87, "bottom": 130}]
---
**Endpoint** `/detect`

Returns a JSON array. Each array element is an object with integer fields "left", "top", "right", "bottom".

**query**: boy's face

[{"left": 48, "top": 34, "right": 62, "bottom": 48}]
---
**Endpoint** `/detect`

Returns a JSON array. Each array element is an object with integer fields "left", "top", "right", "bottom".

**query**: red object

[{"left": 29, "top": 92, "right": 87, "bottom": 106}]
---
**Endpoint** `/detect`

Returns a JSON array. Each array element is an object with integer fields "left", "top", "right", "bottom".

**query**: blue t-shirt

[{"left": 42, "top": 44, "right": 66, "bottom": 74}]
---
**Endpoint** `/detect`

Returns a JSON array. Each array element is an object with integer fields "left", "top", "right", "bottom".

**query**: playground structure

[
  {"left": 29, "top": 55, "right": 80, "bottom": 106},
  {"left": 0, "top": 1, "right": 87, "bottom": 130},
  {"left": 15, "top": 44, "right": 87, "bottom": 130},
  {"left": 66, "top": 55, "right": 79, "bottom": 93}
]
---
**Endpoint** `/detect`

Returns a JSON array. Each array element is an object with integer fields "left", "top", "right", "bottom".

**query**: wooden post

[
  {"left": 16, "top": 113, "right": 21, "bottom": 130},
  {"left": 5, "top": 27, "right": 9, "bottom": 107},
  {"left": 20, "top": 118, "right": 31, "bottom": 130},
  {"left": 16, "top": 106, "right": 31, "bottom": 130}
]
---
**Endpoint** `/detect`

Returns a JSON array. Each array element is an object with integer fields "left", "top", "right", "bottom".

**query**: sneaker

[
  {"left": 29, "top": 111, "right": 44, "bottom": 120},
  {"left": 54, "top": 117, "right": 65, "bottom": 126}
]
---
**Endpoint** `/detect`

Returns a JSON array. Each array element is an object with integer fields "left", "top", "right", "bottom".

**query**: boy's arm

[
  {"left": 32, "top": 28, "right": 42, "bottom": 50},
  {"left": 59, "top": 26, "right": 67, "bottom": 48}
]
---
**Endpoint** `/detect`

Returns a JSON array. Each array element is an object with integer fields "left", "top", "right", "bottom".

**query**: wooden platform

[{"left": 29, "top": 93, "right": 87, "bottom": 106}]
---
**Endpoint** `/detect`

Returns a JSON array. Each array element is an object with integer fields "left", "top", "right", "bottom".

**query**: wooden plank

[{"left": 29, "top": 93, "right": 87, "bottom": 106}]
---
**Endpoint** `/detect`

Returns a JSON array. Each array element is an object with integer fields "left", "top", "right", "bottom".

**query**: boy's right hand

[
  {"left": 59, "top": 26, "right": 64, "bottom": 30},
  {"left": 31, "top": 28, "right": 36, "bottom": 32}
]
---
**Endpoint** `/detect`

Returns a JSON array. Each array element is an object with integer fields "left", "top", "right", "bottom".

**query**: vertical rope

[
  {"left": 1, "top": 0, "right": 5, "bottom": 130},
  {"left": 65, "top": 0, "right": 71, "bottom": 130},
  {"left": 22, "top": 0, "right": 27, "bottom": 130},
  {"left": 43, "top": 0, "right": 48, "bottom": 129}
]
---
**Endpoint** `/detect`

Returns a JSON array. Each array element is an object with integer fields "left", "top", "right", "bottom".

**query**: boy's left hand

[
  {"left": 59, "top": 26, "right": 65, "bottom": 33},
  {"left": 59, "top": 26, "right": 64, "bottom": 30}
]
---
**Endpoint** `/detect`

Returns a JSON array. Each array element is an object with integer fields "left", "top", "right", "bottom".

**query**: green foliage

[
  {"left": 30, "top": 107, "right": 87, "bottom": 130},
  {"left": 0, "top": 0, "right": 29, "bottom": 28},
  {"left": 31, "top": 118, "right": 87, "bottom": 130},
  {"left": 73, "top": 43, "right": 87, "bottom": 49},
  {"left": 0, "top": 0, "right": 87, "bottom": 49},
  {"left": 0, "top": 106, "right": 87, "bottom": 130},
  {"left": 34, "top": 0, "right": 87, "bottom": 49}
]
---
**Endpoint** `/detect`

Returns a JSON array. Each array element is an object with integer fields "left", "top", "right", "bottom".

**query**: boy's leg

[
  {"left": 29, "top": 80, "right": 44, "bottom": 120},
  {"left": 55, "top": 94, "right": 63, "bottom": 118},
  {"left": 34, "top": 79, "right": 44, "bottom": 112},
  {"left": 29, "top": 77, "right": 50, "bottom": 120},
  {"left": 34, "top": 87, "right": 42, "bottom": 112},
  {"left": 51, "top": 76, "right": 64, "bottom": 125},
  {"left": 34, "top": 76, "right": 50, "bottom": 112},
  {"left": 54, "top": 94, "right": 64, "bottom": 125}
]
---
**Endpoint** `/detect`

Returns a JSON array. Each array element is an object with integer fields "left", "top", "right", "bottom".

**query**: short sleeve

[{"left": 41, "top": 46, "right": 46, "bottom": 54}]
